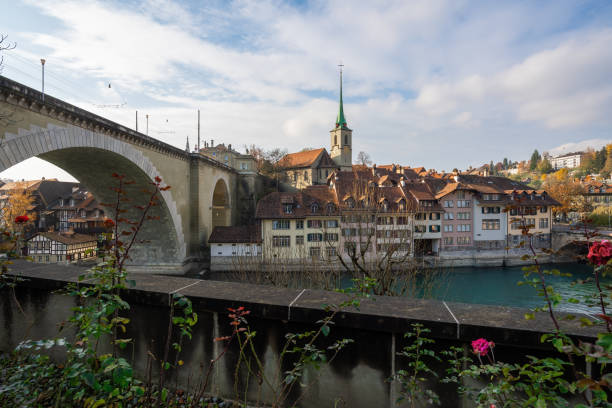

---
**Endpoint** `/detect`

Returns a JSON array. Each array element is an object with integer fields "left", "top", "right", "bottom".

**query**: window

[
  {"left": 334, "top": 135, "right": 337, "bottom": 145},
  {"left": 482, "top": 219, "right": 500, "bottom": 230},
  {"left": 307, "top": 233, "right": 323, "bottom": 242},
  {"left": 326, "top": 219, "right": 339, "bottom": 228},
  {"left": 414, "top": 225, "right": 426, "bottom": 233},
  {"left": 326, "top": 247, "right": 337, "bottom": 257},
  {"left": 293, "top": 173, "right": 297, "bottom": 182},
  {"left": 307, "top": 220, "right": 322, "bottom": 228},
  {"left": 272, "top": 220, "right": 290, "bottom": 230},
  {"left": 309, "top": 247, "right": 321, "bottom": 257},
  {"left": 481, "top": 207, "right": 500, "bottom": 214},
  {"left": 344, "top": 134, "right": 348, "bottom": 145},
  {"left": 326, "top": 203, "right": 336, "bottom": 213},
  {"left": 345, "top": 198, "right": 355, "bottom": 208},
  {"left": 344, "top": 242, "right": 356, "bottom": 253},
  {"left": 304, "top": 171, "right": 309, "bottom": 181},
  {"left": 241, "top": 162, "right": 248, "bottom": 170},
  {"left": 457, "top": 212, "right": 470, "bottom": 220},
  {"left": 443, "top": 200, "right": 454, "bottom": 208},
  {"left": 324, "top": 233, "right": 339, "bottom": 242},
  {"left": 457, "top": 200, "right": 471, "bottom": 208},
  {"left": 457, "top": 224, "right": 471, "bottom": 232},
  {"left": 540, "top": 206, "right": 548, "bottom": 213},
  {"left": 429, "top": 213, "right": 440, "bottom": 220},
  {"left": 444, "top": 212, "right": 454, "bottom": 220},
  {"left": 283, "top": 203, "right": 293, "bottom": 214},
  {"left": 456, "top": 191, "right": 465, "bottom": 199},
  {"left": 272, "top": 236, "right": 290, "bottom": 247},
  {"left": 397, "top": 216, "right": 408, "bottom": 225},
  {"left": 398, "top": 199, "right": 406, "bottom": 210},
  {"left": 457, "top": 236, "right": 471, "bottom": 245},
  {"left": 444, "top": 225, "right": 453, "bottom": 232},
  {"left": 377, "top": 216, "right": 393, "bottom": 225},
  {"left": 444, "top": 237, "right": 453, "bottom": 245},
  {"left": 296, "top": 235, "right": 304, "bottom": 245},
  {"left": 45, "top": 255, "right": 50, "bottom": 262},
  {"left": 296, "top": 220, "right": 304, "bottom": 229},
  {"left": 224, "top": 155, "right": 229, "bottom": 161},
  {"left": 311, "top": 202, "right": 319, "bottom": 213},
  {"left": 342, "top": 228, "right": 356, "bottom": 237},
  {"left": 539, "top": 218, "right": 549, "bottom": 229},
  {"left": 429, "top": 225, "right": 440, "bottom": 233}
]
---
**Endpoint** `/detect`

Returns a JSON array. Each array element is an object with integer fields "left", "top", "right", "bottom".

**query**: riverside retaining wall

[{"left": 0, "top": 263, "right": 598, "bottom": 407}]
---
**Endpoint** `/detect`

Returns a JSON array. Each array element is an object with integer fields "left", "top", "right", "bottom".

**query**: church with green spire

[{"left": 330, "top": 67, "right": 353, "bottom": 171}]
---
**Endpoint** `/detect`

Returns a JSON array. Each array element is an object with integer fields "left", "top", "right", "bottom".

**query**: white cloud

[
  {"left": 2, "top": 0, "right": 611, "bottom": 178},
  {"left": 548, "top": 139, "right": 610, "bottom": 156}
]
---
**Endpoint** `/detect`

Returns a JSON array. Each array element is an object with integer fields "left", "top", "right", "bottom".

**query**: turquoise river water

[{"left": 429, "top": 263, "right": 609, "bottom": 314}]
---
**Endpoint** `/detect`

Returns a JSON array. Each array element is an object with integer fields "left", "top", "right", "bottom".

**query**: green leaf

[
  {"left": 321, "top": 325, "right": 330, "bottom": 337},
  {"left": 525, "top": 312, "right": 535, "bottom": 320}
]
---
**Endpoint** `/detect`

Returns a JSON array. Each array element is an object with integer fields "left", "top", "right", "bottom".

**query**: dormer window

[
  {"left": 398, "top": 199, "right": 406, "bottom": 211},
  {"left": 70, "top": 199, "right": 75, "bottom": 207},
  {"left": 381, "top": 199, "right": 389, "bottom": 211},
  {"left": 311, "top": 202, "right": 319, "bottom": 213},
  {"left": 283, "top": 203, "right": 293, "bottom": 214},
  {"left": 326, "top": 203, "right": 336, "bottom": 213},
  {"left": 345, "top": 197, "right": 355, "bottom": 208},
  {"left": 59, "top": 199, "right": 64, "bottom": 207}
]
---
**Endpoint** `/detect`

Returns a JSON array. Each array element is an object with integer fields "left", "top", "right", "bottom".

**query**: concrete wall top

[{"left": 7, "top": 262, "right": 599, "bottom": 349}]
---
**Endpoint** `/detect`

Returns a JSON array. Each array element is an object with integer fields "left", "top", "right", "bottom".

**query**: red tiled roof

[
  {"left": 256, "top": 186, "right": 340, "bottom": 219},
  {"left": 278, "top": 148, "right": 336, "bottom": 169},
  {"left": 30, "top": 231, "right": 98, "bottom": 245}
]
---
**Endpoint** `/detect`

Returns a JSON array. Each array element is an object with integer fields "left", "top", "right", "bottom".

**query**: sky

[{"left": 0, "top": 0, "right": 611, "bottom": 182}]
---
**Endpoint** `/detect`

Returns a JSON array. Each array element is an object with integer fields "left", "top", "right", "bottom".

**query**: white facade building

[{"left": 550, "top": 152, "right": 582, "bottom": 170}]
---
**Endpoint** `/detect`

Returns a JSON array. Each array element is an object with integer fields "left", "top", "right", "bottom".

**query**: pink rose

[{"left": 471, "top": 338, "right": 494, "bottom": 356}]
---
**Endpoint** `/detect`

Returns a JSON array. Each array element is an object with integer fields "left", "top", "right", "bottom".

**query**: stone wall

[{"left": 1, "top": 266, "right": 597, "bottom": 408}]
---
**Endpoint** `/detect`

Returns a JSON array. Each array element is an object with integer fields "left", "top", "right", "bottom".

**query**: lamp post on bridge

[{"left": 40, "top": 58, "right": 46, "bottom": 102}]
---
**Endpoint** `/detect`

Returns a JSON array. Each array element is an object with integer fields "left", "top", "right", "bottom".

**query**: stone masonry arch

[
  {"left": 0, "top": 126, "right": 186, "bottom": 268},
  {"left": 211, "top": 177, "right": 231, "bottom": 230}
]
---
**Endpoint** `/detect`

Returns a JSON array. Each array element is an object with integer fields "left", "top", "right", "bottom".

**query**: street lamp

[{"left": 40, "top": 58, "right": 46, "bottom": 102}]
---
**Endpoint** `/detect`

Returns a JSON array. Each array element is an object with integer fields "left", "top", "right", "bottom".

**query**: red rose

[
  {"left": 588, "top": 240, "right": 612, "bottom": 266},
  {"left": 15, "top": 215, "right": 29, "bottom": 224}
]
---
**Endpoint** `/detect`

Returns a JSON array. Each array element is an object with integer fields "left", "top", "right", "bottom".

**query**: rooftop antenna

[
  {"left": 40, "top": 58, "right": 46, "bottom": 102},
  {"left": 135, "top": 110, "right": 138, "bottom": 132},
  {"left": 197, "top": 109, "right": 200, "bottom": 151}
]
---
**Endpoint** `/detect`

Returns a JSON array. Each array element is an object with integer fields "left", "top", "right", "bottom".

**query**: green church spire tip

[{"left": 335, "top": 64, "right": 347, "bottom": 129}]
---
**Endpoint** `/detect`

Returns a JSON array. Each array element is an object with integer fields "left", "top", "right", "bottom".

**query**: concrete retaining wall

[{"left": 1, "top": 265, "right": 597, "bottom": 407}]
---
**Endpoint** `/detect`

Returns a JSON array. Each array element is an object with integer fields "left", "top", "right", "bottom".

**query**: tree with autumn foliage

[
  {"left": 543, "top": 171, "right": 589, "bottom": 220},
  {"left": 0, "top": 186, "right": 37, "bottom": 235}
]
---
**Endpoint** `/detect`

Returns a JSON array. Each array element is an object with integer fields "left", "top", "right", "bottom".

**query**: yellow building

[{"left": 256, "top": 186, "right": 340, "bottom": 261}]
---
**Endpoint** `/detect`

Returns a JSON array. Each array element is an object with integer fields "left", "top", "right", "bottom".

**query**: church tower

[{"left": 330, "top": 66, "right": 352, "bottom": 171}]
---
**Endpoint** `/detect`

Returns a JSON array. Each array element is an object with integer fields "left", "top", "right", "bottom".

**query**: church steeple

[
  {"left": 335, "top": 65, "right": 347, "bottom": 129},
  {"left": 330, "top": 64, "right": 352, "bottom": 171}
]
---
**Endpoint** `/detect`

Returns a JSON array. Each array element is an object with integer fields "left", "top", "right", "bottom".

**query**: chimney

[
  {"left": 228, "top": 144, "right": 232, "bottom": 151},
  {"left": 372, "top": 164, "right": 377, "bottom": 176},
  {"left": 211, "top": 139, "right": 214, "bottom": 147}
]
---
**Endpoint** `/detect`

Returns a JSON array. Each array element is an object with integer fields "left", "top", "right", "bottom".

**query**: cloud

[
  {"left": 548, "top": 139, "right": 610, "bottom": 156},
  {"left": 2, "top": 0, "right": 611, "bottom": 178}
]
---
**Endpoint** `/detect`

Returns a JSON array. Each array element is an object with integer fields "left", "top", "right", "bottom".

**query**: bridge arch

[
  {"left": 211, "top": 177, "right": 231, "bottom": 230},
  {"left": 0, "top": 126, "right": 186, "bottom": 268}
]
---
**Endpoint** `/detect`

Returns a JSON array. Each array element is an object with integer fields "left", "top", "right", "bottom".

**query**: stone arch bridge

[{"left": 0, "top": 76, "right": 257, "bottom": 273}]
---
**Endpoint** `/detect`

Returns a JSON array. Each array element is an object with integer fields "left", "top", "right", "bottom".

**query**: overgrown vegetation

[{"left": 1, "top": 178, "right": 612, "bottom": 407}]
